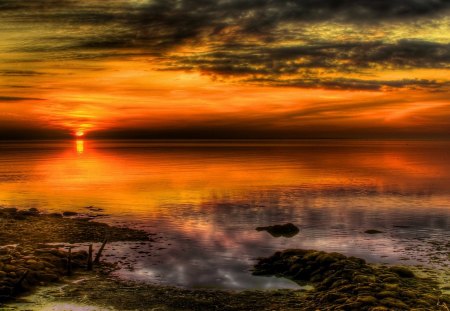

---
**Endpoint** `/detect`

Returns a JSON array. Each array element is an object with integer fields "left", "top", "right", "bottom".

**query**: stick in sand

[
  {"left": 87, "top": 244, "right": 93, "bottom": 270},
  {"left": 94, "top": 238, "right": 108, "bottom": 264}
]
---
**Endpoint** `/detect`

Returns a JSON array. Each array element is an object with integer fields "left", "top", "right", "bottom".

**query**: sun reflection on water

[{"left": 76, "top": 140, "right": 84, "bottom": 154}]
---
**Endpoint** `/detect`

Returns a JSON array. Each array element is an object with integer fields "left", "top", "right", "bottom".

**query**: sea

[{"left": 0, "top": 139, "right": 449, "bottom": 289}]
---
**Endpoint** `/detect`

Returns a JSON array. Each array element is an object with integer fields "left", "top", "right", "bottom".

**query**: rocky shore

[
  {"left": 0, "top": 207, "right": 152, "bottom": 304},
  {"left": 1, "top": 207, "right": 449, "bottom": 310},
  {"left": 253, "top": 249, "right": 450, "bottom": 310}
]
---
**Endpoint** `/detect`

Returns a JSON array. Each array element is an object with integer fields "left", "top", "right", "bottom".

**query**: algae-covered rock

[
  {"left": 256, "top": 223, "right": 300, "bottom": 237},
  {"left": 357, "top": 295, "right": 378, "bottom": 304},
  {"left": 253, "top": 249, "right": 447, "bottom": 310},
  {"left": 380, "top": 297, "right": 409, "bottom": 309},
  {"left": 388, "top": 266, "right": 415, "bottom": 278}
]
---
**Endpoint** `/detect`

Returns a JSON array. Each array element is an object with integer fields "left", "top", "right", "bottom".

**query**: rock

[
  {"left": 388, "top": 266, "right": 415, "bottom": 278},
  {"left": 62, "top": 211, "right": 78, "bottom": 216},
  {"left": 380, "top": 297, "right": 409, "bottom": 309},
  {"left": 256, "top": 223, "right": 300, "bottom": 237},
  {"left": 253, "top": 248, "right": 446, "bottom": 311},
  {"left": 382, "top": 277, "right": 400, "bottom": 284},
  {"left": 376, "top": 291, "right": 398, "bottom": 299},
  {"left": 353, "top": 274, "right": 376, "bottom": 283},
  {"left": 364, "top": 229, "right": 383, "bottom": 234},
  {"left": 420, "top": 293, "right": 438, "bottom": 303},
  {"left": 357, "top": 295, "right": 378, "bottom": 304},
  {"left": 3, "top": 264, "right": 16, "bottom": 273},
  {"left": 26, "top": 259, "right": 38, "bottom": 265},
  {"left": 13, "top": 214, "right": 26, "bottom": 220},
  {"left": 19, "top": 208, "right": 39, "bottom": 216}
]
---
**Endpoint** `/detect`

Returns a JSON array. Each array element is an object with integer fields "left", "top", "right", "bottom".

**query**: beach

[{"left": 1, "top": 207, "right": 449, "bottom": 310}]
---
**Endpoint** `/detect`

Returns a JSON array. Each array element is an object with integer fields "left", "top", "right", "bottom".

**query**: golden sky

[{"left": 1, "top": 0, "right": 449, "bottom": 139}]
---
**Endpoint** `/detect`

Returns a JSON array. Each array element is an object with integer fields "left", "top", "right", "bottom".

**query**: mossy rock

[
  {"left": 380, "top": 297, "right": 409, "bottom": 309},
  {"left": 382, "top": 276, "right": 400, "bottom": 284},
  {"left": 376, "top": 290, "right": 399, "bottom": 299},
  {"left": 357, "top": 295, "right": 378, "bottom": 304},
  {"left": 254, "top": 248, "right": 446, "bottom": 310},
  {"left": 388, "top": 266, "right": 415, "bottom": 278}
]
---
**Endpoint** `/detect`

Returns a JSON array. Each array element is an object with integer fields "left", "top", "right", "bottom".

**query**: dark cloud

[
  {"left": 0, "top": 70, "right": 45, "bottom": 76},
  {"left": 0, "top": 96, "right": 44, "bottom": 102},
  {"left": 2, "top": 0, "right": 450, "bottom": 90},
  {"left": 164, "top": 40, "right": 450, "bottom": 90},
  {"left": 3, "top": 0, "right": 450, "bottom": 21},
  {"left": 248, "top": 77, "right": 449, "bottom": 91},
  {"left": 170, "top": 40, "right": 450, "bottom": 73}
]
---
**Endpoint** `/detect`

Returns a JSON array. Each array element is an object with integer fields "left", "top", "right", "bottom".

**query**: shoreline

[
  {"left": 0, "top": 207, "right": 152, "bottom": 305},
  {"left": 1, "top": 207, "right": 449, "bottom": 310}
]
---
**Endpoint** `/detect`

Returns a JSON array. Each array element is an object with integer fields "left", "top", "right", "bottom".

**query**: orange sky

[{"left": 1, "top": 1, "right": 449, "bottom": 139}]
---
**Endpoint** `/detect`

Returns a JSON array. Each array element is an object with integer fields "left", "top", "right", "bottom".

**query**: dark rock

[
  {"left": 62, "top": 211, "right": 78, "bottom": 216},
  {"left": 388, "top": 266, "right": 415, "bottom": 278},
  {"left": 18, "top": 210, "right": 38, "bottom": 217},
  {"left": 49, "top": 213, "right": 63, "bottom": 218},
  {"left": 364, "top": 229, "right": 383, "bottom": 234},
  {"left": 256, "top": 223, "right": 299, "bottom": 237}
]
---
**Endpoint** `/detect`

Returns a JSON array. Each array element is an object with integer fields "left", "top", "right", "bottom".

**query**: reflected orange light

[{"left": 76, "top": 140, "right": 84, "bottom": 154}]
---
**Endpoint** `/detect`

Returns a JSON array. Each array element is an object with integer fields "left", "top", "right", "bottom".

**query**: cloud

[
  {"left": 2, "top": 0, "right": 450, "bottom": 91},
  {"left": 0, "top": 96, "right": 44, "bottom": 102},
  {"left": 0, "top": 70, "right": 45, "bottom": 76},
  {"left": 247, "top": 77, "right": 449, "bottom": 91},
  {"left": 164, "top": 40, "right": 450, "bottom": 90},
  {"left": 170, "top": 40, "right": 450, "bottom": 73}
]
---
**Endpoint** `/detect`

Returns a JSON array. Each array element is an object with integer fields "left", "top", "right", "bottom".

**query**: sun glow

[{"left": 75, "top": 130, "right": 84, "bottom": 137}]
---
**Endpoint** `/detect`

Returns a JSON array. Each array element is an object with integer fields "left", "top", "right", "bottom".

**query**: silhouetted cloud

[
  {"left": 2, "top": 0, "right": 449, "bottom": 91},
  {"left": 0, "top": 0, "right": 450, "bottom": 90},
  {"left": 0, "top": 70, "right": 45, "bottom": 76},
  {"left": 247, "top": 78, "right": 449, "bottom": 91},
  {"left": 0, "top": 96, "right": 44, "bottom": 102}
]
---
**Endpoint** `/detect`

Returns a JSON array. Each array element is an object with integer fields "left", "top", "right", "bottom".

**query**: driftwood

[
  {"left": 87, "top": 244, "right": 93, "bottom": 270},
  {"left": 67, "top": 247, "right": 72, "bottom": 276},
  {"left": 94, "top": 238, "right": 108, "bottom": 264}
]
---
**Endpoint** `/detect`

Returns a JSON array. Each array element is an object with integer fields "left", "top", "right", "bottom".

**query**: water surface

[{"left": 0, "top": 140, "right": 449, "bottom": 289}]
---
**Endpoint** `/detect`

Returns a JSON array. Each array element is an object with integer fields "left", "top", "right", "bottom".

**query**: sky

[{"left": 1, "top": 0, "right": 449, "bottom": 139}]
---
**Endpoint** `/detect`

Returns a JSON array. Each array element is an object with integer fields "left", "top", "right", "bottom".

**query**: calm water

[{"left": 1, "top": 140, "right": 450, "bottom": 289}]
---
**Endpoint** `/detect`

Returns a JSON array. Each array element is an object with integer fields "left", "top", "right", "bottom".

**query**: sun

[{"left": 75, "top": 130, "right": 84, "bottom": 137}]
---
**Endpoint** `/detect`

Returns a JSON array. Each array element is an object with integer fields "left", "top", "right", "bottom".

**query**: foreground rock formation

[
  {"left": 254, "top": 249, "right": 450, "bottom": 310},
  {"left": 0, "top": 207, "right": 152, "bottom": 304}
]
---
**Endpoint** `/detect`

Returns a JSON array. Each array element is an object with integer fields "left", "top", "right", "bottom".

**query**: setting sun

[{"left": 75, "top": 131, "right": 84, "bottom": 137}]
